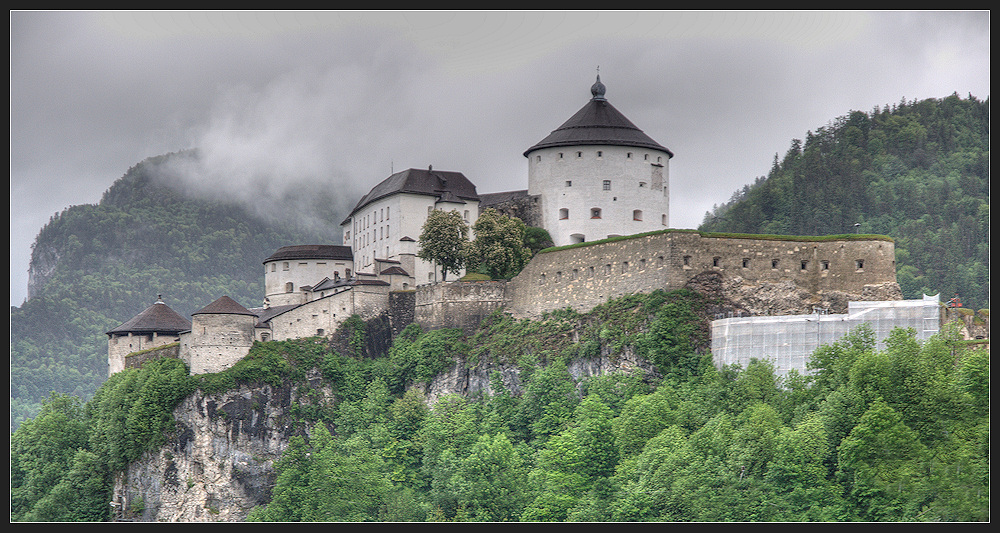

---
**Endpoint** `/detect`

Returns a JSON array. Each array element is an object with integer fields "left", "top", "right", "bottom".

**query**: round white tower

[
  {"left": 262, "top": 245, "right": 354, "bottom": 307},
  {"left": 525, "top": 75, "right": 673, "bottom": 246}
]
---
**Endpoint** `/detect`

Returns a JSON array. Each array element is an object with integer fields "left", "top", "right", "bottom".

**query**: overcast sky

[{"left": 9, "top": 11, "right": 990, "bottom": 306}]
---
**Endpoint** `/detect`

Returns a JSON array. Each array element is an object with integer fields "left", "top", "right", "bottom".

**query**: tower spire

[{"left": 591, "top": 66, "right": 606, "bottom": 101}]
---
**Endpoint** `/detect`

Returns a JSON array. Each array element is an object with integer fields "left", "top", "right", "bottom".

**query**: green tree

[
  {"left": 522, "top": 226, "right": 554, "bottom": 255},
  {"left": 837, "top": 398, "right": 929, "bottom": 521},
  {"left": 450, "top": 433, "right": 529, "bottom": 521},
  {"left": 468, "top": 208, "right": 532, "bottom": 279},
  {"left": 521, "top": 396, "right": 617, "bottom": 521},
  {"left": 10, "top": 393, "right": 90, "bottom": 521},
  {"left": 417, "top": 209, "right": 470, "bottom": 281}
]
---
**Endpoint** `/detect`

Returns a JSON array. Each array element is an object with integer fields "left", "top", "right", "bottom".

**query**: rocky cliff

[
  {"left": 111, "top": 345, "right": 661, "bottom": 522},
  {"left": 112, "top": 369, "right": 332, "bottom": 522}
]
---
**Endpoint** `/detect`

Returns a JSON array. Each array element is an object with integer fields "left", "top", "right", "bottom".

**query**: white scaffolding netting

[{"left": 711, "top": 294, "right": 941, "bottom": 377}]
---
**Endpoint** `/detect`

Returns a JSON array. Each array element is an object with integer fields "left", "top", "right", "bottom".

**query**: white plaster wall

[
  {"left": 264, "top": 258, "right": 353, "bottom": 307},
  {"left": 348, "top": 193, "right": 479, "bottom": 284},
  {"left": 528, "top": 145, "right": 670, "bottom": 247}
]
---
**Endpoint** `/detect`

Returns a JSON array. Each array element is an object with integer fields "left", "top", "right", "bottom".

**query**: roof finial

[{"left": 591, "top": 66, "right": 606, "bottom": 101}]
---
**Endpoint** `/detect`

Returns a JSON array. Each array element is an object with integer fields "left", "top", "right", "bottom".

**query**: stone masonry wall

[
  {"left": 125, "top": 342, "right": 181, "bottom": 370},
  {"left": 507, "top": 231, "right": 898, "bottom": 319},
  {"left": 415, "top": 280, "right": 511, "bottom": 333}
]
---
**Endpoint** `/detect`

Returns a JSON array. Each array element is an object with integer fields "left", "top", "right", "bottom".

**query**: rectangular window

[{"left": 603, "top": 180, "right": 611, "bottom": 191}]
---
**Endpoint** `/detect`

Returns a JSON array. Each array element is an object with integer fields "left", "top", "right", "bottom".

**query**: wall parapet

[
  {"left": 124, "top": 342, "right": 181, "bottom": 370},
  {"left": 508, "top": 231, "right": 898, "bottom": 319},
  {"left": 414, "top": 280, "right": 511, "bottom": 333}
]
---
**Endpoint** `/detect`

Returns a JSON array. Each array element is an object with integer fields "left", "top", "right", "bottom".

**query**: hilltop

[
  {"left": 700, "top": 94, "right": 989, "bottom": 309},
  {"left": 10, "top": 151, "right": 340, "bottom": 428}
]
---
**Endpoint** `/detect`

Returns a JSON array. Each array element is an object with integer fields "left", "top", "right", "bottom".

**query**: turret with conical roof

[
  {"left": 526, "top": 74, "right": 673, "bottom": 247},
  {"left": 107, "top": 296, "right": 191, "bottom": 375},
  {"left": 524, "top": 74, "right": 673, "bottom": 158}
]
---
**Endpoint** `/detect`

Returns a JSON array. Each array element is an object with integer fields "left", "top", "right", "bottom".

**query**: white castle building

[
  {"left": 339, "top": 167, "right": 481, "bottom": 284},
  {"left": 525, "top": 74, "right": 673, "bottom": 246},
  {"left": 107, "top": 75, "right": 679, "bottom": 375}
]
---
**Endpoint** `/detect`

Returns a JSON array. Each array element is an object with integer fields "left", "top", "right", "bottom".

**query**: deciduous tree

[{"left": 417, "top": 209, "right": 470, "bottom": 281}]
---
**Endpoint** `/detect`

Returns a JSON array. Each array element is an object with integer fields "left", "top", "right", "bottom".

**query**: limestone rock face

[
  {"left": 716, "top": 276, "right": 903, "bottom": 317},
  {"left": 112, "top": 370, "right": 331, "bottom": 522},
  {"left": 419, "top": 343, "right": 660, "bottom": 407}
]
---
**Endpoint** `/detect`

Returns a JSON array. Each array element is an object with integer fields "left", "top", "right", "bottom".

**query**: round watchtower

[
  {"left": 525, "top": 75, "right": 673, "bottom": 246},
  {"left": 262, "top": 245, "right": 354, "bottom": 307},
  {"left": 106, "top": 296, "right": 191, "bottom": 375}
]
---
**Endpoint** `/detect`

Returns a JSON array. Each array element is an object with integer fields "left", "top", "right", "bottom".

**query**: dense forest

[
  {"left": 700, "top": 94, "right": 989, "bottom": 310},
  {"left": 11, "top": 290, "right": 990, "bottom": 521},
  {"left": 10, "top": 151, "right": 337, "bottom": 428}
]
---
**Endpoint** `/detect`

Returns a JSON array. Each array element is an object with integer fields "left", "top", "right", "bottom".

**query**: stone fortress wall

[{"left": 413, "top": 230, "right": 900, "bottom": 330}]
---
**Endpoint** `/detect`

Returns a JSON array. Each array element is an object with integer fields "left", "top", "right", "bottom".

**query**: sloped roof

[
  {"left": 106, "top": 298, "right": 191, "bottom": 335},
  {"left": 263, "top": 244, "right": 353, "bottom": 264},
  {"left": 252, "top": 303, "right": 300, "bottom": 326},
  {"left": 380, "top": 266, "right": 411, "bottom": 276},
  {"left": 524, "top": 76, "right": 673, "bottom": 158},
  {"left": 193, "top": 296, "right": 256, "bottom": 316},
  {"left": 342, "top": 168, "right": 479, "bottom": 223}
]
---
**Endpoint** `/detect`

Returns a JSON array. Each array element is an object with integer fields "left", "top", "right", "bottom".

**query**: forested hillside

[
  {"left": 700, "top": 94, "right": 989, "bottom": 309},
  {"left": 10, "top": 151, "right": 337, "bottom": 428},
  {"left": 11, "top": 290, "right": 989, "bottom": 521}
]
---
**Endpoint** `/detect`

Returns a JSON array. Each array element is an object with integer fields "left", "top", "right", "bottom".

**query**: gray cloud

[{"left": 10, "top": 10, "right": 990, "bottom": 306}]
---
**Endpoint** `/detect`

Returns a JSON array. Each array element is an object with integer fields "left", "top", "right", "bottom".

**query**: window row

[
  {"left": 557, "top": 208, "right": 667, "bottom": 224},
  {"left": 692, "top": 256, "right": 867, "bottom": 272},
  {"left": 353, "top": 206, "right": 390, "bottom": 233},
  {"left": 537, "top": 256, "right": 667, "bottom": 285},
  {"left": 536, "top": 151, "right": 665, "bottom": 163}
]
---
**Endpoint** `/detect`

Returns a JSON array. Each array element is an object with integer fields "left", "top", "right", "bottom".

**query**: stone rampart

[
  {"left": 506, "top": 230, "right": 898, "bottom": 319},
  {"left": 389, "top": 290, "right": 417, "bottom": 335},
  {"left": 124, "top": 342, "right": 181, "bottom": 370},
  {"left": 414, "top": 280, "right": 511, "bottom": 333}
]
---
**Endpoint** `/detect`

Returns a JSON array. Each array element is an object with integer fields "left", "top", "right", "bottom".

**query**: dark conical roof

[
  {"left": 193, "top": 296, "right": 256, "bottom": 316},
  {"left": 106, "top": 297, "right": 191, "bottom": 335},
  {"left": 524, "top": 75, "right": 673, "bottom": 158}
]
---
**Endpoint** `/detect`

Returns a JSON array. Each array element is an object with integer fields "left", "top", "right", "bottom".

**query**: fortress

[{"left": 106, "top": 76, "right": 903, "bottom": 377}]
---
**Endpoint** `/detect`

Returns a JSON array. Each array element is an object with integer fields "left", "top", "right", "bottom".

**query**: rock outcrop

[{"left": 112, "top": 370, "right": 332, "bottom": 522}]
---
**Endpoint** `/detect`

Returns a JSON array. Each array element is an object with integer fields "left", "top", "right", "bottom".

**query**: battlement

[{"left": 505, "top": 230, "right": 898, "bottom": 320}]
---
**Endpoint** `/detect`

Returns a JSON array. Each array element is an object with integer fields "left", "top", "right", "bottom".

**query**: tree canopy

[
  {"left": 417, "top": 209, "right": 470, "bottom": 281},
  {"left": 467, "top": 208, "right": 533, "bottom": 280},
  {"left": 700, "top": 94, "right": 990, "bottom": 309}
]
